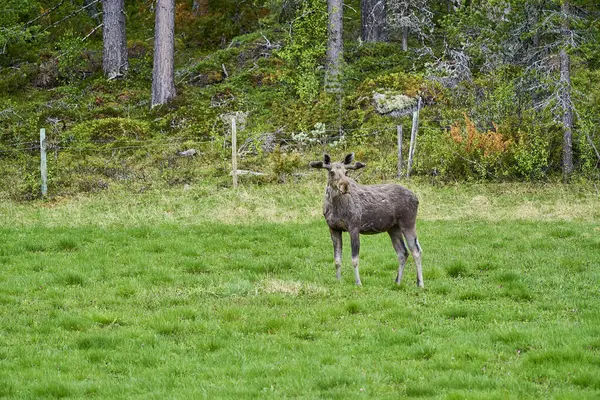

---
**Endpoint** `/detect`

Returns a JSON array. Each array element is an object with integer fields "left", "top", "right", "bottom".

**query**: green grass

[{"left": 0, "top": 182, "right": 599, "bottom": 398}]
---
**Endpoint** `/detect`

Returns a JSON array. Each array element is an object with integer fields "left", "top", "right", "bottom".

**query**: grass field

[{"left": 1, "top": 180, "right": 599, "bottom": 399}]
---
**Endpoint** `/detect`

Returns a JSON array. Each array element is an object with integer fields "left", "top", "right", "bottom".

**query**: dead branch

[
  {"left": 82, "top": 23, "right": 103, "bottom": 41},
  {"left": 41, "top": 0, "right": 101, "bottom": 33},
  {"left": 25, "top": 0, "right": 66, "bottom": 28}
]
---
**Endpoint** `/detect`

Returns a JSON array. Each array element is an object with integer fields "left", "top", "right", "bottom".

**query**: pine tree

[{"left": 151, "top": 0, "right": 176, "bottom": 107}]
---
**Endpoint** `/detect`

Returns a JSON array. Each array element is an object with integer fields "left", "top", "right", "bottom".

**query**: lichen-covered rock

[{"left": 372, "top": 92, "right": 417, "bottom": 115}]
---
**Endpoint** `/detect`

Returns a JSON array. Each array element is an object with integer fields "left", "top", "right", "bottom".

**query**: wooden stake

[
  {"left": 397, "top": 125, "right": 403, "bottom": 178},
  {"left": 231, "top": 118, "right": 238, "bottom": 188},
  {"left": 407, "top": 97, "right": 422, "bottom": 178},
  {"left": 40, "top": 128, "right": 47, "bottom": 197}
]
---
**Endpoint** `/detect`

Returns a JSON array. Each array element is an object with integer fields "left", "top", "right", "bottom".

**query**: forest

[{"left": 1, "top": 0, "right": 600, "bottom": 199}]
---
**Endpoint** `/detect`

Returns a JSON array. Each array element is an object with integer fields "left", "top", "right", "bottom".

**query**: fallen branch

[
  {"left": 82, "top": 23, "right": 103, "bottom": 41},
  {"left": 25, "top": 0, "right": 66, "bottom": 28},
  {"left": 221, "top": 64, "right": 229, "bottom": 79},
  {"left": 585, "top": 131, "right": 600, "bottom": 166},
  {"left": 229, "top": 169, "right": 266, "bottom": 176},
  {"left": 41, "top": 0, "right": 101, "bottom": 33}
]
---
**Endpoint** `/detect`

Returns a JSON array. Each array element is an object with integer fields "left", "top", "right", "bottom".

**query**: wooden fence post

[
  {"left": 231, "top": 117, "right": 238, "bottom": 188},
  {"left": 40, "top": 128, "right": 47, "bottom": 197},
  {"left": 407, "top": 97, "right": 422, "bottom": 178},
  {"left": 396, "top": 125, "right": 403, "bottom": 178}
]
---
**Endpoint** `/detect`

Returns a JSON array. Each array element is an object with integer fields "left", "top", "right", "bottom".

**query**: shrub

[
  {"left": 276, "top": 0, "right": 327, "bottom": 102},
  {"left": 512, "top": 126, "right": 551, "bottom": 181},
  {"left": 420, "top": 114, "right": 514, "bottom": 181},
  {"left": 0, "top": 63, "right": 38, "bottom": 93},
  {"left": 63, "top": 118, "right": 153, "bottom": 146}
]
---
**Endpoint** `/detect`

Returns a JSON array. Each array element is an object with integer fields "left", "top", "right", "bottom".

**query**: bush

[
  {"left": 512, "top": 126, "right": 551, "bottom": 181},
  {"left": 0, "top": 63, "right": 38, "bottom": 93},
  {"left": 62, "top": 118, "right": 153, "bottom": 147},
  {"left": 276, "top": 0, "right": 327, "bottom": 102}
]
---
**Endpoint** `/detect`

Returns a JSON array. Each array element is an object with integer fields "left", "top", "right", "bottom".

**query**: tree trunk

[
  {"left": 560, "top": 0, "right": 573, "bottom": 179},
  {"left": 151, "top": 0, "right": 176, "bottom": 107},
  {"left": 326, "top": 0, "right": 344, "bottom": 93},
  {"left": 402, "top": 26, "right": 408, "bottom": 51},
  {"left": 531, "top": 9, "right": 539, "bottom": 99},
  {"left": 102, "top": 0, "right": 128, "bottom": 79},
  {"left": 192, "top": 0, "right": 209, "bottom": 16},
  {"left": 361, "top": 0, "right": 387, "bottom": 43}
]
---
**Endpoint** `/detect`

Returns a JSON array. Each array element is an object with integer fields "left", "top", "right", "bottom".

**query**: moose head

[{"left": 310, "top": 153, "right": 365, "bottom": 194}]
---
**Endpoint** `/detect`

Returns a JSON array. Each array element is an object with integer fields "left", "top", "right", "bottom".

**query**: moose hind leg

[
  {"left": 388, "top": 226, "right": 409, "bottom": 285},
  {"left": 403, "top": 227, "right": 424, "bottom": 288},
  {"left": 329, "top": 228, "right": 343, "bottom": 281},
  {"left": 349, "top": 229, "right": 362, "bottom": 286}
]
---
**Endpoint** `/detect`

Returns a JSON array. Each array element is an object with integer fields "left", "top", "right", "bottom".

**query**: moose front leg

[
  {"left": 329, "top": 228, "right": 343, "bottom": 281},
  {"left": 349, "top": 229, "right": 362, "bottom": 286},
  {"left": 388, "top": 226, "right": 409, "bottom": 285}
]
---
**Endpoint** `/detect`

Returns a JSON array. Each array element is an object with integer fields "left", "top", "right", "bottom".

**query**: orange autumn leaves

[{"left": 449, "top": 114, "right": 512, "bottom": 157}]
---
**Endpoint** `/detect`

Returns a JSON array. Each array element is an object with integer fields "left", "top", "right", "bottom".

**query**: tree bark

[
  {"left": 361, "top": 0, "right": 387, "bottom": 43},
  {"left": 151, "top": 0, "right": 177, "bottom": 107},
  {"left": 102, "top": 0, "right": 128, "bottom": 79},
  {"left": 560, "top": 0, "right": 573, "bottom": 179},
  {"left": 402, "top": 26, "right": 408, "bottom": 51},
  {"left": 326, "top": 0, "right": 344, "bottom": 93}
]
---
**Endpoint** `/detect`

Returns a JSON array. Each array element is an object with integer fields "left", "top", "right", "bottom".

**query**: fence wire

[
  {"left": 0, "top": 125, "right": 412, "bottom": 198},
  {"left": 0, "top": 126, "right": 398, "bottom": 156}
]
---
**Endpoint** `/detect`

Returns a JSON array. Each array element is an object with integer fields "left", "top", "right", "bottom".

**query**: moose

[{"left": 310, "top": 153, "right": 423, "bottom": 287}]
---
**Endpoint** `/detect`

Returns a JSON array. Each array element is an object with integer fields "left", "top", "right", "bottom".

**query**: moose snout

[{"left": 338, "top": 180, "right": 350, "bottom": 194}]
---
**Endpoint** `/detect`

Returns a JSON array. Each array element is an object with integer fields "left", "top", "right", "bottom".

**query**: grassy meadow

[{"left": 0, "top": 180, "right": 599, "bottom": 399}]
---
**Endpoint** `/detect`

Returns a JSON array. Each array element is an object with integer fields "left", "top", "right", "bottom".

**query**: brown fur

[{"left": 310, "top": 153, "right": 424, "bottom": 287}]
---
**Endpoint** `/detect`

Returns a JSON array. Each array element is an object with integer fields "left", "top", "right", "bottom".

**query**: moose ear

[
  {"left": 323, "top": 154, "right": 331, "bottom": 164},
  {"left": 310, "top": 161, "right": 324, "bottom": 168},
  {"left": 346, "top": 162, "right": 365, "bottom": 170},
  {"left": 343, "top": 153, "right": 354, "bottom": 165}
]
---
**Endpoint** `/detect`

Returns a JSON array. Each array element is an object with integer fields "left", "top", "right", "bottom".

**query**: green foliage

[
  {"left": 55, "top": 31, "right": 90, "bottom": 83},
  {"left": 359, "top": 71, "right": 424, "bottom": 97},
  {"left": 513, "top": 127, "right": 551, "bottom": 181},
  {"left": 173, "top": 0, "right": 268, "bottom": 49},
  {"left": 267, "top": 146, "right": 303, "bottom": 182},
  {"left": 1, "top": 0, "right": 600, "bottom": 189},
  {"left": 63, "top": 118, "right": 152, "bottom": 145},
  {"left": 276, "top": 0, "right": 327, "bottom": 102},
  {"left": 577, "top": 119, "right": 600, "bottom": 179},
  {"left": 268, "top": 92, "right": 340, "bottom": 133},
  {"left": 344, "top": 41, "right": 417, "bottom": 84},
  {"left": 0, "top": 0, "right": 41, "bottom": 65}
]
